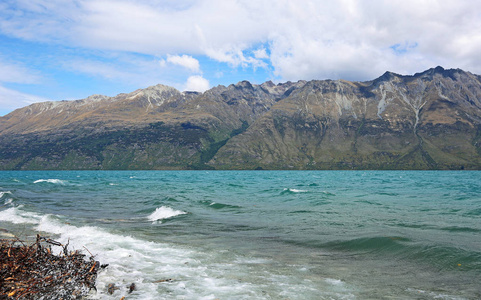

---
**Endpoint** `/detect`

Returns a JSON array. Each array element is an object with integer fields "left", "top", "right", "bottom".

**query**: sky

[{"left": 1, "top": 0, "right": 481, "bottom": 116}]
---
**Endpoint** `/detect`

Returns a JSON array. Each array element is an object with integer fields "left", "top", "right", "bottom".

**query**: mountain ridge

[{"left": 1, "top": 66, "right": 481, "bottom": 170}]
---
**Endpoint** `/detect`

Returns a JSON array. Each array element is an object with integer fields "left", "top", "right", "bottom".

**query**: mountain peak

[
  {"left": 1, "top": 67, "right": 481, "bottom": 170},
  {"left": 413, "top": 66, "right": 468, "bottom": 80},
  {"left": 85, "top": 94, "right": 110, "bottom": 102},
  {"left": 372, "top": 70, "right": 402, "bottom": 83},
  {"left": 234, "top": 80, "right": 254, "bottom": 90},
  {"left": 144, "top": 83, "right": 179, "bottom": 93}
]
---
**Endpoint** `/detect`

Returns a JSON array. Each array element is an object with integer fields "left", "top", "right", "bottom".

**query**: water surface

[{"left": 1, "top": 171, "right": 480, "bottom": 299}]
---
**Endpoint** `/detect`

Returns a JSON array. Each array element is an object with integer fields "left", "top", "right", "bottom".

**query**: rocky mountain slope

[{"left": 1, "top": 67, "right": 481, "bottom": 170}]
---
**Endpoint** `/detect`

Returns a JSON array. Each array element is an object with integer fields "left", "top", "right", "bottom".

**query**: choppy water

[{"left": 0, "top": 171, "right": 480, "bottom": 299}]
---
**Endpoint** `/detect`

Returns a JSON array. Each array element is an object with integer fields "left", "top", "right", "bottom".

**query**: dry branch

[{"left": 0, "top": 235, "right": 101, "bottom": 299}]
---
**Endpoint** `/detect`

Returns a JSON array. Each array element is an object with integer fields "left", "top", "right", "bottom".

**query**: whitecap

[
  {"left": 291, "top": 189, "right": 308, "bottom": 193},
  {"left": 1, "top": 192, "right": 13, "bottom": 205},
  {"left": 147, "top": 206, "right": 187, "bottom": 223},
  {"left": 0, "top": 191, "right": 12, "bottom": 198},
  {"left": 325, "top": 278, "right": 344, "bottom": 286},
  {"left": 33, "top": 179, "right": 67, "bottom": 185},
  {"left": 284, "top": 188, "right": 308, "bottom": 193},
  {"left": 0, "top": 206, "right": 42, "bottom": 224}
]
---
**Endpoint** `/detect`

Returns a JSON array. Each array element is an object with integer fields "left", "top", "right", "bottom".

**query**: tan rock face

[
  {"left": 211, "top": 67, "right": 481, "bottom": 169},
  {"left": 1, "top": 67, "right": 481, "bottom": 170}
]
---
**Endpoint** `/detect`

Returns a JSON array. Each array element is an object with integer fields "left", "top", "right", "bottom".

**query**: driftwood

[{"left": 0, "top": 235, "right": 101, "bottom": 299}]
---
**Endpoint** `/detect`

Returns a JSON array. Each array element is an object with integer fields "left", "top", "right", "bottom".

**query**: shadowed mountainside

[{"left": 1, "top": 67, "right": 481, "bottom": 170}]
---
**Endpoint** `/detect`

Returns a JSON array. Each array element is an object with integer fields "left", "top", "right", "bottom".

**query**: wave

[
  {"left": 0, "top": 206, "right": 284, "bottom": 299},
  {"left": 147, "top": 206, "right": 187, "bottom": 223},
  {"left": 0, "top": 206, "right": 42, "bottom": 224},
  {"left": 1, "top": 191, "right": 13, "bottom": 206},
  {"left": 199, "top": 200, "right": 242, "bottom": 210},
  {"left": 465, "top": 208, "right": 481, "bottom": 216},
  {"left": 354, "top": 200, "right": 383, "bottom": 206},
  {"left": 323, "top": 236, "right": 412, "bottom": 254},
  {"left": 209, "top": 202, "right": 242, "bottom": 210},
  {"left": 322, "top": 236, "right": 481, "bottom": 272},
  {"left": 33, "top": 179, "right": 67, "bottom": 185},
  {"left": 289, "top": 210, "right": 313, "bottom": 214},
  {"left": 0, "top": 191, "right": 12, "bottom": 198},
  {"left": 440, "top": 226, "right": 481, "bottom": 233},
  {"left": 321, "top": 191, "right": 336, "bottom": 196},
  {"left": 281, "top": 188, "right": 308, "bottom": 194}
]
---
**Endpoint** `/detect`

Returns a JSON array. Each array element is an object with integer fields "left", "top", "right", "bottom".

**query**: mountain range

[{"left": 1, "top": 66, "right": 481, "bottom": 170}]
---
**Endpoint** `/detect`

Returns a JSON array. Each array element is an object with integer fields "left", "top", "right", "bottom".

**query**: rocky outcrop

[
  {"left": 1, "top": 67, "right": 480, "bottom": 170},
  {"left": 210, "top": 67, "right": 481, "bottom": 169}
]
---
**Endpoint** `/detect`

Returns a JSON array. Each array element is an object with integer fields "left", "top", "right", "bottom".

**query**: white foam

[
  {"left": 0, "top": 191, "right": 12, "bottom": 198},
  {"left": 325, "top": 278, "right": 344, "bottom": 286},
  {"left": 1, "top": 191, "right": 13, "bottom": 206},
  {"left": 285, "top": 188, "right": 308, "bottom": 193},
  {"left": 30, "top": 212, "right": 264, "bottom": 299},
  {"left": 0, "top": 206, "right": 358, "bottom": 299},
  {"left": 33, "top": 179, "right": 67, "bottom": 185},
  {"left": 0, "top": 206, "right": 42, "bottom": 224},
  {"left": 147, "top": 206, "right": 187, "bottom": 223}
]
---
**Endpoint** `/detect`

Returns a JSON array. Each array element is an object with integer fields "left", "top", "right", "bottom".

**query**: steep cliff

[
  {"left": 210, "top": 67, "right": 481, "bottom": 169},
  {"left": 1, "top": 67, "right": 480, "bottom": 170}
]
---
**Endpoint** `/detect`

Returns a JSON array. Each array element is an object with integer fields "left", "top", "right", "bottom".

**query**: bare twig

[{"left": 0, "top": 236, "right": 102, "bottom": 299}]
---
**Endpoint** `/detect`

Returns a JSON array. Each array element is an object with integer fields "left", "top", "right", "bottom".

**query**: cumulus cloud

[
  {"left": 184, "top": 75, "right": 209, "bottom": 92},
  {"left": 253, "top": 48, "right": 269, "bottom": 60},
  {"left": 1, "top": 0, "right": 481, "bottom": 83},
  {"left": 164, "top": 55, "right": 200, "bottom": 73}
]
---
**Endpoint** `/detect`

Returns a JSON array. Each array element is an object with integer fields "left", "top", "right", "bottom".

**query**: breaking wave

[
  {"left": 0, "top": 205, "right": 280, "bottom": 299},
  {"left": 33, "top": 179, "right": 67, "bottom": 185},
  {"left": 0, "top": 191, "right": 12, "bottom": 198},
  {"left": 147, "top": 206, "right": 187, "bottom": 223},
  {"left": 281, "top": 188, "right": 308, "bottom": 194}
]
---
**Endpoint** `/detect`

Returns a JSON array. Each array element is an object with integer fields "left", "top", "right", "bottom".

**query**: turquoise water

[{"left": 0, "top": 171, "right": 480, "bottom": 299}]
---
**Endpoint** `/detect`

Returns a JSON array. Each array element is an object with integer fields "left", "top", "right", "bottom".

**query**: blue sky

[{"left": 1, "top": 0, "right": 481, "bottom": 116}]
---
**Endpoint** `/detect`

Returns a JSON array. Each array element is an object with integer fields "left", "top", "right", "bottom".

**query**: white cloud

[
  {"left": 165, "top": 55, "right": 200, "bottom": 73},
  {"left": 0, "top": 58, "right": 47, "bottom": 115},
  {"left": 1, "top": 0, "right": 481, "bottom": 83},
  {"left": 253, "top": 48, "right": 269, "bottom": 60},
  {"left": 0, "top": 84, "right": 51, "bottom": 114},
  {"left": 0, "top": 58, "right": 42, "bottom": 84},
  {"left": 184, "top": 75, "right": 209, "bottom": 92}
]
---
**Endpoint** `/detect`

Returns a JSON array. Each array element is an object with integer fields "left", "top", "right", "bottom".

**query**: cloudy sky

[{"left": 0, "top": 0, "right": 480, "bottom": 115}]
